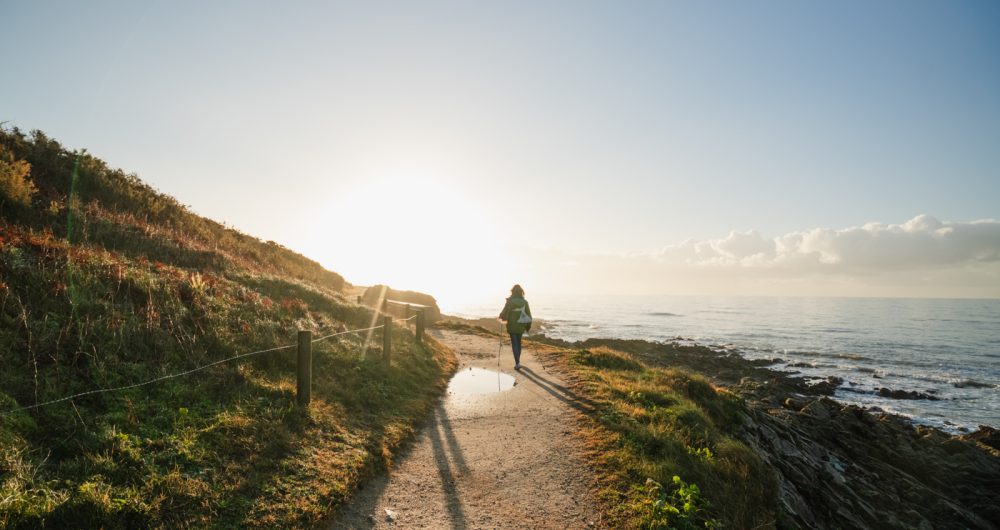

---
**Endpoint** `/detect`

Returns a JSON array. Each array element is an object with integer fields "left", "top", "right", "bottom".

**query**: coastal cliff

[{"left": 536, "top": 336, "right": 1000, "bottom": 529}]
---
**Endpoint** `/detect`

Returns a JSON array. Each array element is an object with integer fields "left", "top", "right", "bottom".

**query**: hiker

[{"left": 499, "top": 284, "right": 532, "bottom": 370}]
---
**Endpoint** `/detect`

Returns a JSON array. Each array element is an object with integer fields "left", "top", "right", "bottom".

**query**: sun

[{"left": 318, "top": 174, "right": 511, "bottom": 311}]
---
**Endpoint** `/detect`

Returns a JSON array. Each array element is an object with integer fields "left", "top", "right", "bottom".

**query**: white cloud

[
  {"left": 654, "top": 215, "right": 1000, "bottom": 273},
  {"left": 518, "top": 215, "right": 1000, "bottom": 298}
]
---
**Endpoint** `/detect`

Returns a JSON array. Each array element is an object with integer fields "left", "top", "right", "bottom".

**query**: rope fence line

[
  {"left": 311, "top": 324, "right": 384, "bottom": 344},
  {"left": 1, "top": 306, "right": 429, "bottom": 416},
  {"left": 0, "top": 343, "right": 295, "bottom": 416}
]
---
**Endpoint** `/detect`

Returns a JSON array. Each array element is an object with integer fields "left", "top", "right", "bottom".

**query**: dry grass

[
  {"left": 0, "top": 129, "right": 457, "bottom": 528},
  {"left": 532, "top": 343, "right": 778, "bottom": 529}
]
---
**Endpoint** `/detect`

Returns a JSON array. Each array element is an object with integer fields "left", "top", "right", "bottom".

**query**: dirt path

[{"left": 332, "top": 329, "right": 602, "bottom": 529}]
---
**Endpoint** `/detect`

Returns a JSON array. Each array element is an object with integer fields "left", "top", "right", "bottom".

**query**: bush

[
  {"left": 0, "top": 144, "right": 35, "bottom": 207},
  {"left": 639, "top": 475, "right": 717, "bottom": 530}
]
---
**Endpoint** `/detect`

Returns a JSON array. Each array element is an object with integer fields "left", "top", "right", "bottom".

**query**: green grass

[
  {"left": 540, "top": 344, "right": 778, "bottom": 529},
  {"left": 0, "top": 330, "right": 455, "bottom": 528},
  {"left": 0, "top": 128, "right": 458, "bottom": 527}
]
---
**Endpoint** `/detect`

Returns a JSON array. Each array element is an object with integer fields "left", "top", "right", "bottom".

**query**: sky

[{"left": 2, "top": 1, "right": 999, "bottom": 309}]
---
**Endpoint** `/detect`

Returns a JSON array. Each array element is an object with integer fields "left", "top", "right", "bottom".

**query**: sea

[{"left": 447, "top": 295, "right": 1000, "bottom": 433}]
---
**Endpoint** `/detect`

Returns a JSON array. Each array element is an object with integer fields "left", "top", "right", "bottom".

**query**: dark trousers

[{"left": 510, "top": 333, "right": 522, "bottom": 364}]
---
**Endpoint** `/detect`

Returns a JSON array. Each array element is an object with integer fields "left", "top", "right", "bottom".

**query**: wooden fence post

[
  {"left": 382, "top": 315, "right": 392, "bottom": 369},
  {"left": 416, "top": 309, "right": 424, "bottom": 344},
  {"left": 297, "top": 330, "right": 312, "bottom": 406}
]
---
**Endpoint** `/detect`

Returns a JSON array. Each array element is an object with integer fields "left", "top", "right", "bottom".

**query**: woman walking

[{"left": 499, "top": 284, "right": 532, "bottom": 370}]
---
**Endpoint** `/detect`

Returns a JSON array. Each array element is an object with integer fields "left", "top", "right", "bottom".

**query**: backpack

[{"left": 515, "top": 305, "right": 532, "bottom": 324}]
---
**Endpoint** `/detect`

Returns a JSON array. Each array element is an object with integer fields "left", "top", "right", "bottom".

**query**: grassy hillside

[
  {"left": 524, "top": 339, "right": 778, "bottom": 529},
  {"left": 0, "top": 128, "right": 456, "bottom": 528}
]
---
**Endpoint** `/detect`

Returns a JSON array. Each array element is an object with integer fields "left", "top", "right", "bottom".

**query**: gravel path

[{"left": 332, "top": 329, "right": 602, "bottom": 529}]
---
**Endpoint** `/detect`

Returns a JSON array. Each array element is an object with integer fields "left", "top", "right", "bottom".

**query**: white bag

[{"left": 516, "top": 306, "right": 532, "bottom": 324}]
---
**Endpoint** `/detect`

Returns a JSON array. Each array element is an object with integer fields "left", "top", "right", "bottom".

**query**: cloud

[
  {"left": 653, "top": 215, "right": 1000, "bottom": 273},
  {"left": 517, "top": 215, "right": 1000, "bottom": 298}
]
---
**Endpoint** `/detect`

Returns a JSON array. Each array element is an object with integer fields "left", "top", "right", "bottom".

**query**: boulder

[
  {"left": 876, "top": 388, "right": 940, "bottom": 401},
  {"left": 361, "top": 284, "right": 442, "bottom": 321},
  {"left": 810, "top": 376, "right": 843, "bottom": 395}
]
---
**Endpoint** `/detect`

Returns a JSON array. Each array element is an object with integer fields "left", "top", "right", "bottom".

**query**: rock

[
  {"left": 810, "top": 376, "right": 843, "bottom": 395},
  {"left": 784, "top": 396, "right": 808, "bottom": 411},
  {"left": 940, "top": 439, "right": 971, "bottom": 456},
  {"left": 876, "top": 387, "right": 940, "bottom": 400},
  {"left": 953, "top": 380, "right": 993, "bottom": 389},
  {"left": 800, "top": 399, "right": 831, "bottom": 421},
  {"left": 750, "top": 358, "right": 779, "bottom": 366},
  {"left": 361, "top": 284, "right": 442, "bottom": 321},
  {"left": 535, "top": 334, "right": 1000, "bottom": 530},
  {"left": 824, "top": 455, "right": 848, "bottom": 485},
  {"left": 961, "top": 425, "right": 1000, "bottom": 451},
  {"left": 384, "top": 508, "right": 397, "bottom": 522}
]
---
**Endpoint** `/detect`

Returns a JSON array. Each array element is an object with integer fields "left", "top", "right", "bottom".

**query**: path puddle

[{"left": 448, "top": 367, "right": 516, "bottom": 394}]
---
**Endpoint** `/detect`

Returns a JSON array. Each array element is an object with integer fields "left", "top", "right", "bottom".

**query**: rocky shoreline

[{"left": 535, "top": 335, "right": 1000, "bottom": 529}]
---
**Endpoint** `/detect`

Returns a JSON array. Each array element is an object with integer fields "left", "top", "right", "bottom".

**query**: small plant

[
  {"left": 687, "top": 446, "right": 713, "bottom": 462},
  {"left": 188, "top": 272, "right": 207, "bottom": 294},
  {"left": 640, "top": 475, "right": 718, "bottom": 529}
]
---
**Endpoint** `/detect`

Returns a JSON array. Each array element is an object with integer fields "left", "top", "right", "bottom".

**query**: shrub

[
  {"left": 0, "top": 144, "right": 36, "bottom": 207},
  {"left": 639, "top": 475, "right": 718, "bottom": 530}
]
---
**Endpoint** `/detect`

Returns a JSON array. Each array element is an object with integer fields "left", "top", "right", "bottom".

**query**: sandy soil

[{"left": 332, "top": 329, "right": 602, "bottom": 529}]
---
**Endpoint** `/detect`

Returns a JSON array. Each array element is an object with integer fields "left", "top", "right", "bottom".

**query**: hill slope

[{"left": 0, "top": 128, "right": 455, "bottom": 528}]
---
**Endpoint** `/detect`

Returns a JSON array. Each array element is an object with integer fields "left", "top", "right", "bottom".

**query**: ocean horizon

[{"left": 446, "top": 294, "right": 1000, "bottom": 433}]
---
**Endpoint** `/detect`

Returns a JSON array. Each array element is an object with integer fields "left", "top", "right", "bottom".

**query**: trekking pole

[
  {"left": 497, "top": 320, "right": 503, "bottom": 391},
  {"left": 498, "top": 321, "right": 502, "bottom": 368}
]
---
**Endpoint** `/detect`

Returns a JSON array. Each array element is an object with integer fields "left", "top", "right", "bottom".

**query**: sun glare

[{"left": 317, "top": 175, "right": 511, "bottom": 310}]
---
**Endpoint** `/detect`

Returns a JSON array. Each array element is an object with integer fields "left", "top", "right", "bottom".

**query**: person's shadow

[
  {"left": 518, "top": 366, "right": 598, "bottom": 414},
  {"left": 427, "top": 404, "right": 468, "bottom": 528},
  {"left": 329, "top": 402, "right": 470, "bottom": 529}
]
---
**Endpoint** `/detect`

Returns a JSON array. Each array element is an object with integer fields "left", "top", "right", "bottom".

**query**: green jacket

[{"left": 499, "top": 295, "right": 532, "bottom": 335}]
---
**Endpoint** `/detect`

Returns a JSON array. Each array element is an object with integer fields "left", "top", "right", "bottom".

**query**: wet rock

[
  {"left": 953, "top": 380, "right": 993, "bottom": 389},
  {"left": 962, "top": 425, "right": 1000, "bottom": 451},
  {"left": 750, "top": 358, "right": 780, "bottom": 366},
  {"left": 876, "top": 387, "right": 941, "bottom": 400},
  {"left": 810, "top": 376, "right": 843, "bottom": 395}
]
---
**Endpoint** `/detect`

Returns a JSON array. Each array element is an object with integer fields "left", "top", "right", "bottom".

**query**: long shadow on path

[
  {"left": 437, "top": 407, "right": 470, "bottom": 476},
  {"left": 518, "top": 366, "right": 598, "bottom": 414},
  {"left": 428, "top": 404, "right": 468, "bottom": 529}
]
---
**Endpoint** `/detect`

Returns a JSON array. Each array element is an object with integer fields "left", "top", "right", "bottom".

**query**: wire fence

[{"left": 1, "top": 309, "right": 424, "bottom": 417}]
